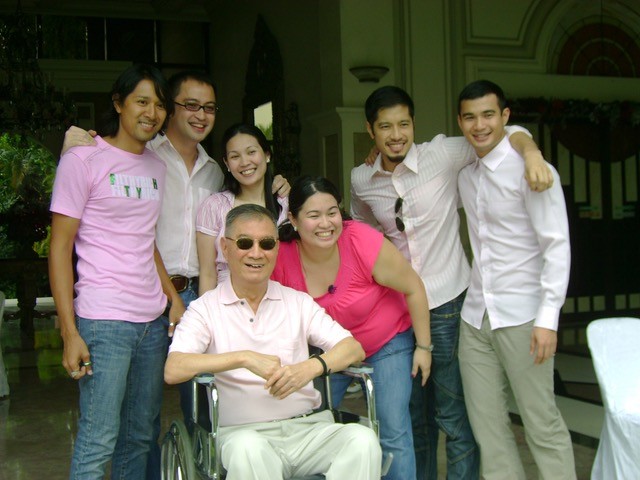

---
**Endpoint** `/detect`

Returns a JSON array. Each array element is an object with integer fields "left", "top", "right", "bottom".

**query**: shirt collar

[
  {"left": 370, "top": 143, "right": 419, "bottom": 177},
  {"left": 478, "top": 134, "right": 510, "bottom": 172},
  {"left": 218, "top": 278, "right": 282, "bottom": 305},
  {"left": 152, "top": 132, "right": 216, "bottom": 167}
]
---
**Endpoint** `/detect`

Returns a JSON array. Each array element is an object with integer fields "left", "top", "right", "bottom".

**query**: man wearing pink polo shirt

[{"left": 165, "top": 204, "right": 382, "bottom": 480}]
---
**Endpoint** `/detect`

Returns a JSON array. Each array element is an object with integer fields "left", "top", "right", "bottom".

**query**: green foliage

[
  {"left": 256, "top": 122, "right": 273, "bottom": 141},
  {"left": 33, "top": 225, "right": 51, "bottom": 258},
  {"left": 0, "top": 133, "right": 56, "bottom": 211},
  {"left": 0, "top": 133, "right": 56, "bottom": 258}
]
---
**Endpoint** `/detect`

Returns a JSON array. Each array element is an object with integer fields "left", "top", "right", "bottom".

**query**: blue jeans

[
  {"left": 147, "top": 285, "right": 198, "bottom": 480},
  {"left": 410, "top": 291, "right": 479, "bottom": 479},
  {"left": 71, "top": 316, "right": 167, "bottom": 480},
  {"left": 331, "top": 329, "right": 416, "bottom": 480}
]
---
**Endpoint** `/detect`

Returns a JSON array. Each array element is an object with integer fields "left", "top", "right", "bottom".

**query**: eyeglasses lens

[
  {"left": 234, "top": 237, "right": 277, "bottom": 250},
  {"left": 178, "top": 101, "right": 218, "bottom": 114}
]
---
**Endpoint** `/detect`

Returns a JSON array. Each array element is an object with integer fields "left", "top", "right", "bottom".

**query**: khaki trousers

[
  {"left": 459, "top": 315, "right": 576, "bottom": 480},
  {"left": 219, "top": 410, "right": 382, "bottom": 480}
]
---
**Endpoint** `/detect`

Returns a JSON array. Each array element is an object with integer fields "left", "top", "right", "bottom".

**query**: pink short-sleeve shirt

[
  {"left": 50, "top": 136, "right": 166, "bottom": 322},
  {"left": 272, "top": 220, "right": 412, "bottom": 357}
]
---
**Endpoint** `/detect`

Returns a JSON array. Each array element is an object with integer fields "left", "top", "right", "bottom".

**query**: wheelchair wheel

[{"left": 161, "top": 420, "right": 197, "bottom": 480}]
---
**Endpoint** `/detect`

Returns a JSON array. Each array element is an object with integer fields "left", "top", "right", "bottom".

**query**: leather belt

[
  {"left": 271, "top": 410, "right": 315, "bottom": 422},
  {"left": 170, "top": 275, "right": 198, "bottom": 293}
]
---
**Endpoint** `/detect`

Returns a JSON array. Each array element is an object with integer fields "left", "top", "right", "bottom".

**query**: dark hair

[
  {"left": 365, "top": 86, "right": 415, "bottom": 125},
  {"left": 457, "top": 80, "right": 507, "bottom": 114},
  {"left": 167, "top": 70, "right": 218, "bottom": 101},
  {"left": 225, "top": 203, "right": 277, "bottom": 235},
  {"left": 221, "top": 123, "right": 281, "bottom": 220},
  {"left": 279, "top": 175, "right": 344, "bottom": 242},
  {"left": 102, "top": 63, "right": 173, "bottom": 137}
]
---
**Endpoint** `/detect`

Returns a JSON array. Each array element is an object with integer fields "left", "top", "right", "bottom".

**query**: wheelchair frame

[{"left": 161, "top": 365, "right": 387, "bottom": 480}]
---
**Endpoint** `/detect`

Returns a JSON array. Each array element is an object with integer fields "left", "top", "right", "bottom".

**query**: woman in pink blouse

[
  {"left": 271, "top": 176, "right": 431, "bottom": 480},
  {"left": 196, "top": 123, "right": 288, "bottom": 294}
]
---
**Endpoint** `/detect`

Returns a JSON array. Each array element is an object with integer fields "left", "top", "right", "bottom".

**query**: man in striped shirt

[{"left": 350, "top": 86, "right": 552, "bottom": 480}]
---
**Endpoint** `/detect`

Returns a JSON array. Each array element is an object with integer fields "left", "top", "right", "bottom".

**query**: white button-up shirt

[
  {"left": 458, "top": 135, "right": 570, "bottom": 331},
  {"left": 350, "top": 127, "right": 527, "bottom": 309},
  {"left": 149, "top": 134, "right": 224, "bottom": 277}
]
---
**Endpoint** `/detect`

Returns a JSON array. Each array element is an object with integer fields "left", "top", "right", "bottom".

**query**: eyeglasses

[
  {"left": 174, "top": 101, "right": 219, "bottom": 115},
  {"left": 225, "top": 236, "right": 278, "bottom": 251},
  {"left": 395, "top": 197, "right": 405, "bottom": 232}
]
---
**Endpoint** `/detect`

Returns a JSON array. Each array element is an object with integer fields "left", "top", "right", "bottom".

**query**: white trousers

[{"left": 219, "top": 410, "right": 382, "bottom": 480}]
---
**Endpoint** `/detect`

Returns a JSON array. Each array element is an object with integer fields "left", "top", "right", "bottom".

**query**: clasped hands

[{"left": 245, "top": 351, "right": 317, "bottom": 400}]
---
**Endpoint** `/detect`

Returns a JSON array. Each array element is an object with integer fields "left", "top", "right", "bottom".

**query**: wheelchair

[{"left": 161, "top": 364, "right": 392, "bottom": 479}]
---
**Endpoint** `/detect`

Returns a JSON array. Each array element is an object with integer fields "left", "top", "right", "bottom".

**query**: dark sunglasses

[
  {"left": 225, "top": 236, "right": 278, "bottom": 251},
  {"left": 395, "top": 197, "right": 405, "bottom": 232}
]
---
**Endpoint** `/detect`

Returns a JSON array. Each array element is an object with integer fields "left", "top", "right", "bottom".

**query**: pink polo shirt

[
  {"left": 50, "top": 136, "right": 166, "bottom": 322},
  {"left": 272, "top": 220, "right": 412, "bottom": 357},
  {"left": 169, "top": 279, "right": 352, "bottom": 427}
]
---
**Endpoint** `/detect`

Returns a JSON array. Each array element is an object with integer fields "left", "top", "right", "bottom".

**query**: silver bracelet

[{"left": 415, "top": 343, "right": 434, "bottom": 352}]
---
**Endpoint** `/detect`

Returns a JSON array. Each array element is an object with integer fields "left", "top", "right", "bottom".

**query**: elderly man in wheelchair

[{"left": 164, "top": 204, "right": 382, "bottom": 479}]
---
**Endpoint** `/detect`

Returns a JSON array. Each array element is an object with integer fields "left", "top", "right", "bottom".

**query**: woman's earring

[
  {"left": 293, "top": 225, "right": 297, "bottom": 232},
  {"left": 266, "top": 157, "right": 271, "bottom": 163}
]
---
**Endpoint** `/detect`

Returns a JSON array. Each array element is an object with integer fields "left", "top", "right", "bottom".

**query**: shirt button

[
  {"left": 240, "top": 301, "right": 245, "bottom": 305},
  {"left": 249, "top": 318, "right": 254, "bottom": 323}
]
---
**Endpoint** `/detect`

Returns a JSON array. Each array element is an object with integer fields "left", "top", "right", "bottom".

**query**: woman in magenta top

[{"left": 271, "top": 176, "right": 431, "bottom": 480}]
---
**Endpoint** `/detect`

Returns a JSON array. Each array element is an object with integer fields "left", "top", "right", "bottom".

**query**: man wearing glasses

[
  {"left": 62, "top": 70, "right": 289, "bottom": 479},
  {"left": 165, "top": 204, "right": 382, "bottom": 480},
  {"left": 349, "top": 86, "right": 552, "bottom": 479},
  {"left": 65, "top": 71, "right": 288, "bottom": 309}
]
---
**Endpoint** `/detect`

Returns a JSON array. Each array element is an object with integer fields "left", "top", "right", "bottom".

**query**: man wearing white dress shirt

[
  {"left": 456, "top": 79, "right": 575, "bottom": 480},
  {"left": 350, "top": 86, "right": 552, "bottom": 480}
]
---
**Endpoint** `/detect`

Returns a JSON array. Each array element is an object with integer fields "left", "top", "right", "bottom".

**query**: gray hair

[{"left": 225, "top": 204, "right": 277, "bottom": 235}]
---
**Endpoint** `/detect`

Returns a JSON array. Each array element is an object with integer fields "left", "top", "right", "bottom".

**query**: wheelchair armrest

[
  {"left": 325, "top": 363, "right": 378, "bottom": 436},
  {"left": 340, "top": 362, "right": 373, "bottom": 377},
  {"left": 194, "top": 372, "right": 215, "bottom": 385},
  {"left": 191, "top": 373, "right": 219, "bottom": 435},
  {"left": 191, "top": 373, "right": 222, "bottom": 479}
]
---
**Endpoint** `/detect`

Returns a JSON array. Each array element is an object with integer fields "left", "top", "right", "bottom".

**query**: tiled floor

[{"left": 0, "top": 314, "right": 599, "bottom": 479}]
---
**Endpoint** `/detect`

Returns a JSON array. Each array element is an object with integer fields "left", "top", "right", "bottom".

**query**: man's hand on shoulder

[
  {"left": 524, "top": 149, "right": 554, "bottom": 192},
  {"left": 530, "top": 327, "right": 557, "bottom": 364},
  {"left": 272, "top": 175, "right": 291, "bottom": 198},
  {"left": 61, "top": 126, "right": 97, "bottom": 155},
  {"left": 363, "top": 145, "right": 379, "bottom": 167}
]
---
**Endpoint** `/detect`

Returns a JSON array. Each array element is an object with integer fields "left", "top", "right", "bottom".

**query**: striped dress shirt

[{"left": 350, "top": 127, "right": 528, "bottom": 309}]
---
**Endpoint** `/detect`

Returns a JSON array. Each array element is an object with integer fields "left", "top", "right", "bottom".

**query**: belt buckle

[{"left": 170, "top": 275, "right": 188, "bottom": 293}]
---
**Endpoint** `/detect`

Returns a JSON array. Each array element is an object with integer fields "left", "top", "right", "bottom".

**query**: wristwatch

[{"left": 415, "top": 343, "right": 434, "bottom": 352}]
